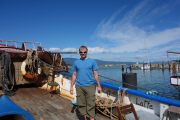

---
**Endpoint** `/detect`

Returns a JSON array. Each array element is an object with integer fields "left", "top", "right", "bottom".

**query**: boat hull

[{"left": 51, "top": 74, "right": 180, "bottom": 120}]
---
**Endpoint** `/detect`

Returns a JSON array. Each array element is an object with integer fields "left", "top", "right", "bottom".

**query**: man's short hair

[{"left": 79, "top": 45, "right": 88, "bottom": 52}]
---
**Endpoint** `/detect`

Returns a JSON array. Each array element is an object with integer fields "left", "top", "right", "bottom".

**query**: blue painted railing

[
  {"left": 62, "top": 72, "right": 180, "bottom": 107},
  {"left": 101, "top": 81, "right": 180, "bottom": 107}
]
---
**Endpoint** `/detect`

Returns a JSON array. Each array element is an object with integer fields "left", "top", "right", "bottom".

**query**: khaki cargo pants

[{"left": 76, "top": 85, "right": 96, "bottom": 118}]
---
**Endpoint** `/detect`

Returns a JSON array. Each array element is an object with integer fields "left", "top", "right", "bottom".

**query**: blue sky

[{"left": 0, "top": 0, "right": 180, "bottom": 62}]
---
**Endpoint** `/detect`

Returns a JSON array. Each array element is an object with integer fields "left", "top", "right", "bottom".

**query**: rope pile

[
  {"left": 96, "top": 89, "right": 132, "bottom": 119},
  {"left": 0, "top": 52, "right": 15, "bottom": 95}
]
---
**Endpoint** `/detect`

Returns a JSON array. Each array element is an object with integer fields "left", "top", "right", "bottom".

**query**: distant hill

[
  {"left": 63, "top": 58, "right": 77, "bottom": 65},
  {"left": 95, "top": 59, "right": 135, "bottom": 65},
  {"left": 63, "top": 58, "right": 135, "bottom": 66},
  {"left": 64, "top": 58, "right": 179, "bottom": 65}
]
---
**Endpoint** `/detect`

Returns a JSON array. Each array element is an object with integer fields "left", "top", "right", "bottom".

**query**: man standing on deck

[{"left": 70, "top": 45, "right": 102, "bottom": 120}]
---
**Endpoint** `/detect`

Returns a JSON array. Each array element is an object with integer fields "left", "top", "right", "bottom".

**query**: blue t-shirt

[{"left": 71, "top": 58, "right": 98, "bottom": 87}]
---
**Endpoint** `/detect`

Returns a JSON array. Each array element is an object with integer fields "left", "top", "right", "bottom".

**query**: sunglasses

[{"left": 79, "top": 51, "right": 87, "bottom": 54}]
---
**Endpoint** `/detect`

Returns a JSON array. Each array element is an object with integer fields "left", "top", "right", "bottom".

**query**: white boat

[
  {"left": 141, "top": 64, "right": 150, "bottom": 70},
  {"left": 52, "top": 73, "right": 180, "bottom": 120},
  {"left": 167, "top": 51, "right": 180, "bottom": 91},
  {"left": 1, "top": 44, "right": 179, "bottom": 120},
  {"left": 170, "top": 76, "right": 180, "bottom": 86}
]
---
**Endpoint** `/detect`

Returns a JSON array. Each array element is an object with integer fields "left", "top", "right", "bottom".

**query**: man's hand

[
  {"left": 97, "top": 86, "right": 102, "bottom": 93},
  {"left": 70, "top": 86, "right": 73, "bottom": 95}
]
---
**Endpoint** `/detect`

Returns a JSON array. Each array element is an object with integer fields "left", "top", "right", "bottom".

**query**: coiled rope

[{"left": 0, "top": 52, "right": 15, "bottom": 95}]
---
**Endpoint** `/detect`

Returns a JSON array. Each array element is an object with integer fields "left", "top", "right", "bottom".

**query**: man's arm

[
  {"left": 70, "top": 71, "right": 76, "bottom": 95},
  {"left": 93, "top": 71, "right": 102, "bottom": 93}
]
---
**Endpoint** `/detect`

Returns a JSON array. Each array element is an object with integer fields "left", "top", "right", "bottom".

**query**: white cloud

[
  {"left": 92, "top": 0, "right": 180, "bottom": 61},
  {"left": 62, "top": 48, "right": 77, "bottom": 52},
  {"left": 61, "top": 47, "right": 108, "bottom": 54},
  {"left": 49, "top": 48, "right": 60, "bottom": 52},
  {"left": 88, "top": 47, "right": 108, "bottom": 53},
  {"left": 62, "top": 1, "right": 180, "bottom": 61},
  {"left": 105, "top": 26, "right": 180, "bottom": 53}
]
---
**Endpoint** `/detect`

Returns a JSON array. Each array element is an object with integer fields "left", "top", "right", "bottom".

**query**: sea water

[{"left": 98, "top": 67, "right": 180, "bottom": 100}]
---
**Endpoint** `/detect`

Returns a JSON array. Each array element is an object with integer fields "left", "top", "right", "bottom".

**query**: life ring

[{"left": 21, "top": 61, "right": 42, "bottom": 79}]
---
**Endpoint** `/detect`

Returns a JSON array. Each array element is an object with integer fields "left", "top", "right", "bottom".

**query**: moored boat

[
  {"left": 167, "top": 51, "right": 180, "bottom": 91},
  {"left": 0, "top": 40, "right": 68, "bottom": 95},
  {"left": 0, "top": 41, "right": 180, "bottom": 120},
  {"left": 53, "top": 72, "right": 180, "bottom": 120}
]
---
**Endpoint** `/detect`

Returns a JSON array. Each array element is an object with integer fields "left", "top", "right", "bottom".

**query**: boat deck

[
  {"left": 5, "top": 87, "right": 109, "bottom": 120},
  {"left": 0, "top": 86, "right": 162, "bottom": 120}
]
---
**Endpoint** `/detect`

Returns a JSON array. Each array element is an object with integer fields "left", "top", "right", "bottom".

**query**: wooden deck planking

[{"left": 7, "top": 87, "right": 110, "bottom": 120}]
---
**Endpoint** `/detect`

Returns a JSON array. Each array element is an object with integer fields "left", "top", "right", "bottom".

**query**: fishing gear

[{"left": 0, "top": 52, "right": 15, "bottom": 96}]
